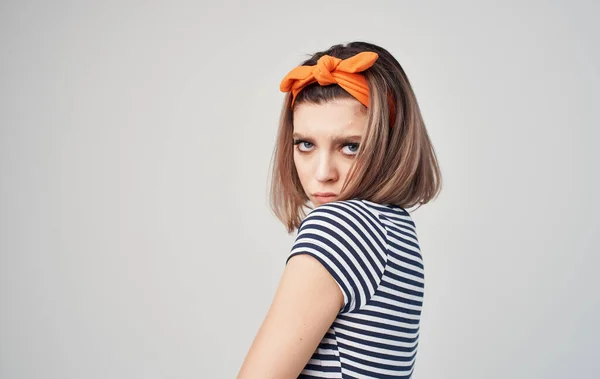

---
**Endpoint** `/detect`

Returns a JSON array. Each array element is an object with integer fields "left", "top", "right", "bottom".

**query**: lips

[
  {"left": 312, "top": 192, "right": 338, "bottom": 203},
  {"left": 313, "top": 192, "right": 337, "bottom": 197}
]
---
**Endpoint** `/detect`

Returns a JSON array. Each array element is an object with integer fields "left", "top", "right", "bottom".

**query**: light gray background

[{"left": 1, "top": 1, "right": 598, "bottom": 378}]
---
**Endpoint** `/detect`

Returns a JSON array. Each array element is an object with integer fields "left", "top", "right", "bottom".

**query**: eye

[
  {"left": 293, "top": 140, "right": 314, "bottom": 152},
  {"left": 342, "top": 143, "right": 360, "bottom": 156}
]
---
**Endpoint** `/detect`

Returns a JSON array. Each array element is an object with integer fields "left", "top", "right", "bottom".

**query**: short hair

[{"left": 269, "top": 41, "right": 442, "bottom": 233}]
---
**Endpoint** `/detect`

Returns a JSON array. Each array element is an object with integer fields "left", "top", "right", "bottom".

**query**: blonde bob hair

[{"left": 269, "top": 41, "right": 442, "bottom": 233}]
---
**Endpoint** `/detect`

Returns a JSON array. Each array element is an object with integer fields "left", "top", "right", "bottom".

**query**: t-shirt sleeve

[{"left": 285, "top": 201, "right": 388, "bottom": 314}]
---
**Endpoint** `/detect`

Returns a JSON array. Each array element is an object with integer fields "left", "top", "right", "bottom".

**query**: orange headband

[
  {"left": 280, "top": 51, "right": 378, "bottom": 107},
  {"left": 280, "top": 51, "right": 396, "bottom": 127}
]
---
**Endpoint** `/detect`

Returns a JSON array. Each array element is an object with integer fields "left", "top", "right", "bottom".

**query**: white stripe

[
  {"left": 335, "top": 318, "right": 420, "bottom": 340},
  {"left": 341, "top": 355, "right": 414, "bottom": 376},
  {"left": 315, "top": 348, "right": 339, "bottom": 355},
  {"left": 358, "top": 300, "right": 422, "bottom": 321},
  {"left": 383, "top": 274, "right": 425, "bottom": 294},
  {"left": 387, "top": 254, "right": 424, "bottom": 274},
  {"left": 307, "top": 358, "right": 339, "bottom": 367},
  {"left": 387, "top": 264, "right": 425, "bottom": 284},
  {"left": 334, "top": 327, "right": 419, "bottom": 348},
  {"left": 336, "top": 334, "right": 418, "bottom": 358},
  {"left": 342, "top": 346, "right": 417, "bottom": 366},
  {"left": 300, "top": 369, "right": 340, "bottom": 378}
]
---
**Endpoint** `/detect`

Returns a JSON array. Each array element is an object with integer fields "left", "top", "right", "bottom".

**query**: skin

[
  {"left": 237, "top": 97, "right": 368, "bottom": 379},
  {"left": 293, "top": 97, "right": 368, "bottom": 207}
]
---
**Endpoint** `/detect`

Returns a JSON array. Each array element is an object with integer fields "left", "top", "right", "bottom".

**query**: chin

[
  {"left": 309, "top": 200, "right": 321, "bottom": 208},
  {"left": 311, "top": 197, "right": 337, "bottom": 207}
]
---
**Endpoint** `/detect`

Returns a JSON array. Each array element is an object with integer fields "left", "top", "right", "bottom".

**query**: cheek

[
  {"left": 338, "top": 160, "right": 353, "bottom": 178},
  {"left": 293, "top": 152, "right": 307, "bottom": 181},
  {"left": 294, "top": 154, "right": 318, "bottom": 190}
]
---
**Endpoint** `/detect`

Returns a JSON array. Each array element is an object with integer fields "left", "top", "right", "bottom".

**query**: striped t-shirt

[{"left": 286, "top": 199, "right": 424, "bottom": 379}]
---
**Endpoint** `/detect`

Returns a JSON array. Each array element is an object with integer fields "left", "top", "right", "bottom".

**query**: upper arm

[
  {"left": 288, "top": 202, "right": 387, "bottom": 313},
  {"left": 238, "top": 201, "right": 387, "bottom": 378},
  {"left": 237, "top": 253, "right": 343, "bottom": 379}
]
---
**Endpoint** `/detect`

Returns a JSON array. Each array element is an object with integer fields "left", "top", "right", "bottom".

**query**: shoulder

[
  {"left": 298, "top": 199, "right": 406, "bottom": 241},
  {"left": 298, "top": 199, "right": 380, "bottom": 233},
  {"left": 290, "top": 199, "right": 391, "bottom": 313}
]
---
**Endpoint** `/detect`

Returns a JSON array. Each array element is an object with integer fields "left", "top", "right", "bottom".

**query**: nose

[{"left": 315, "top": 152, "right": 338, "bottom": 182}]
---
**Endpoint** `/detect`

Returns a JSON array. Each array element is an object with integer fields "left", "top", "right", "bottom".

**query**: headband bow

[{"left": 280, "top": 51, "right": 379, "bottom": 108}]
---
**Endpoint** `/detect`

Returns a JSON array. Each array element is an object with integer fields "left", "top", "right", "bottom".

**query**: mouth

[{"left": 312, "top": 193, "right": 338, "bottom": 202}]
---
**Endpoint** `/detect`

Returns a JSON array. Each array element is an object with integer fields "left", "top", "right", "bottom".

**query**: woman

[{"left": 238, "top": 41, "right": 441, "bottom": 378}]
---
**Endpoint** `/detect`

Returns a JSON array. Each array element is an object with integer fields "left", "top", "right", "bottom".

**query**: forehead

[{"left": 292, "top": 98, "right": 367, "bottom": 136}]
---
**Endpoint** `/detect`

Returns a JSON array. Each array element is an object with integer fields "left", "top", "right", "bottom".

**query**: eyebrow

[{"left": 292, "top": 133, "right": 363, "bottom": 144}]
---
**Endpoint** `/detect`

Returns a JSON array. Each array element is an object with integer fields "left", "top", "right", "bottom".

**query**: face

[{"left": 292, "top": 97, "right": 368, "bottom": 207}]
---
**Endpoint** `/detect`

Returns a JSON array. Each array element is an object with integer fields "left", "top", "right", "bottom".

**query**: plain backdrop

[{"left": 1, "top": 1, "right": 599, "bottom": 378}]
